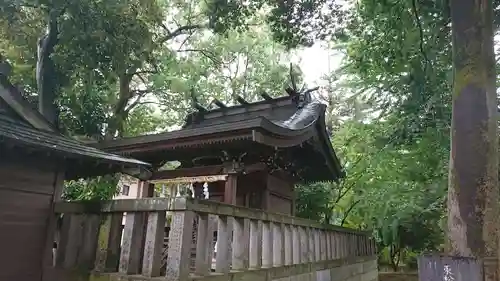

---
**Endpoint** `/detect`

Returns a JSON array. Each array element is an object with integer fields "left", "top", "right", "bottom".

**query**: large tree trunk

[
  {"left": 447, "top": 0, "right": 498, "bottom": 280},
  {"left": 37, "top": 9, "right": 60, "bottom": 125},
  {"left": 105, "top": 74, "right": 133, "bottom": 139}
]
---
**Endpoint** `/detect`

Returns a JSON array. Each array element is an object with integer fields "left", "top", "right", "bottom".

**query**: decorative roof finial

[{"left": 190, "top": 88, "right": 207, "bottom": 112}]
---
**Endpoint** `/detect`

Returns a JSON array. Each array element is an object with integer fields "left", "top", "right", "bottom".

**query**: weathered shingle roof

[
  {"left": 0, "top": 74, "right": 151, "bottom": 179},
  {"left": 0, "top": 115, "right": 148, "bottom": 166}
]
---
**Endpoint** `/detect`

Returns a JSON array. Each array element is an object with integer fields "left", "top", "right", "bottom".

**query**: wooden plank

[
  {"left": 249, "top": 220, "right": 262, "bottom": 269},
  {"left": 165, "top": 209, "right": 195, "bottom": 281},
  {"left": 194, "top": 213, "right": 211, "bottom": 275},
  {"left": 284, "top": 224, "right": 293, "bottom": 265},
  {"left": 231, "top": 218, "right": 250, "bottom": 270},
  {"left": 417, "top": 255, "right": 482, "bottom": 281},
  {"left": 151, "top": 165, "right": 225, "bottom": 180},
  {"left": 42, "top": 171, "right": 64, "bottom": 273},
  {"left": 272, "top": 223, "right": 284, "bottom": 266},
  {"left": 119, "top": 212, "right": 145, "bottom": 274},
  {"left": 215, "top": 215, "right": 232, "bottom": 273},
  {"left": 299, "top": 226, "right": 309, "bottom": 263},
  {"left": 54, "top": 198, "right": 176, "bottom": 213},
  {"left": 77, "top": 215, "right": 101, "bottom": 270},
  {"left": 57, "top": 214, "right": 84, "bottom": 269},
  {"left": 261, "top": 221, "right": 273, "bottom": 268},
  {"left": 94, "top": 213, "right": 123, "bottom": 272},
  {"left": 142, "top": 211, "right": 166, "bottom": 277}
]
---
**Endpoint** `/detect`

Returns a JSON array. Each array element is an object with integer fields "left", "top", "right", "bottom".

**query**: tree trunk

[
  {"left": 105, "top": 74, "right": 133, "bottom": 139},
  {"left": 447, "top": 1, "right": 498, "bottom": 280},
  {"left": 37, "top": 8, "right": 60, "bottom": 125}
]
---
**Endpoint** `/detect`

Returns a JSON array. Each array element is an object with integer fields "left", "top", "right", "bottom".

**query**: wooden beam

[
  {"left": 151, "top": 162, "right": 267, "bottom": 181},
  {"left": 244, "top": 162, "right": 267, "bottom": 174},
  {"left": 151, "top": 165, "right": 224, "bottom": 180}
]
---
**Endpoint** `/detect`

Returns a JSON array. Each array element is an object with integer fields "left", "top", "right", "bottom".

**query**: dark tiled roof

[{"left": 97, "top": 92, "right": 344, "bottom": 182}]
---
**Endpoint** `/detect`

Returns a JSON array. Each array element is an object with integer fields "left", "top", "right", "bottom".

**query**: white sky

[{"left": 293, "top": 43, "right": 344, "bottom": 86}]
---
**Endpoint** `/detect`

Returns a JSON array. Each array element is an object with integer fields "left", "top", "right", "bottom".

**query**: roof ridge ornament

[
  {"left": 287, "top": 63, "right": 320, "bottom": 108},
  {"left": 190, "top": 89, "right": 207, "bottom": 112}
]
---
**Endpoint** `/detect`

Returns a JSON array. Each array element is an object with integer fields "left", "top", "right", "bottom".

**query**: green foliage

[
  {"left": 295, "top": 183, "right": 334, "bottom": 223},
  {"left": 150, "top": 25, "right": 304, "bottom": 127},
  {"left": 2, "top": 0, "right": 466, "bottom": 263},
  {"left": 63, "top": 175, "right": 120, "bottom": 201},
  {"left": 1, "top": 1, "right": 304, "bottom": 200},
  {"left": 296, "top": 99, "right": 448, "bottom": 270}
]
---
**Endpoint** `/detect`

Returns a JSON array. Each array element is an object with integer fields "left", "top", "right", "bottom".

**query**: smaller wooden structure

[
  {"left": 0, "top": 74, "right": 151, "bottom": 281},
  {"left": 98, "top": 89, "right": 343, "bottom": 215}
]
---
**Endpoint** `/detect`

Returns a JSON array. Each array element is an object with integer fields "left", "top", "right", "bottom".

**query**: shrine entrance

[{"left": 148, "top": 161, "right": 295, "bottom": 215}]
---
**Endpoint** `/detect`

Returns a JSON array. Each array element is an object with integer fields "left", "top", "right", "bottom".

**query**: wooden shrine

[
  {"left": 0, "top": 71, "right": 150, "bottom": 281},
  {"left": 97, "top": 87, "right": 343, "bottom": 215}
]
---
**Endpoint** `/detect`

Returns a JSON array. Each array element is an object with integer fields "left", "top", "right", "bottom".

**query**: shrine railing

[{"left": 50, "top": 198, "right": 377, "bottom": 281}]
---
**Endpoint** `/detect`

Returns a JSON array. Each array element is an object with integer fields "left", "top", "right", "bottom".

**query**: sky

[{"left": 292, "top": 43, "right": 344, "bottom": 86}]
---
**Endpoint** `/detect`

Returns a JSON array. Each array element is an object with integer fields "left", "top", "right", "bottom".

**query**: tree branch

[
  {"left": 132, "top": 70, "right": 158, "bottom": 76},
  {"left": 134, "top": 73, "right": 148, "bottom": 86},
  {"left": 241, "top": 53, "right": 250, "bottom": 97},
  {"left": 177, "top": 48, "right": 222, "bottom": 65},
  {"left": 411, "top": 0, "right": 431, "bottom": 71},
  {"left": 340, "top": 199, "right": 361, "bottom": 226},
  {"left": 158, "top": 24, "right": 205, "bottom": 44},
  {"left": 125, "top": 90, "right": 150, "bottom": 113}
]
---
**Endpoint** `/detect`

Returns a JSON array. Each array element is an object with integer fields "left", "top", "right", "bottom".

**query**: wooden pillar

[
  {"left": 43, "top": 171, "right": 65, "bottom": 272},
  {"left": 262, "top": 188, "right": 270, "bottom": 211},
  {"left": 136, "top": 180, "right": 154, "bottom": 274},
  {"left": 137, "top": 180, "right": 155, "bottom": 198},
  {"left": 244, "top": 192, "right": 250, "bottom": 208},
  {"left": 224, "top": 173, "right": 238, "bottom": 205}
]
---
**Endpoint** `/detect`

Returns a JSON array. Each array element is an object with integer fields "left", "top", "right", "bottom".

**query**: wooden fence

[{"left": 50, "top": 197, "right": 377, "bottom": 281}]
